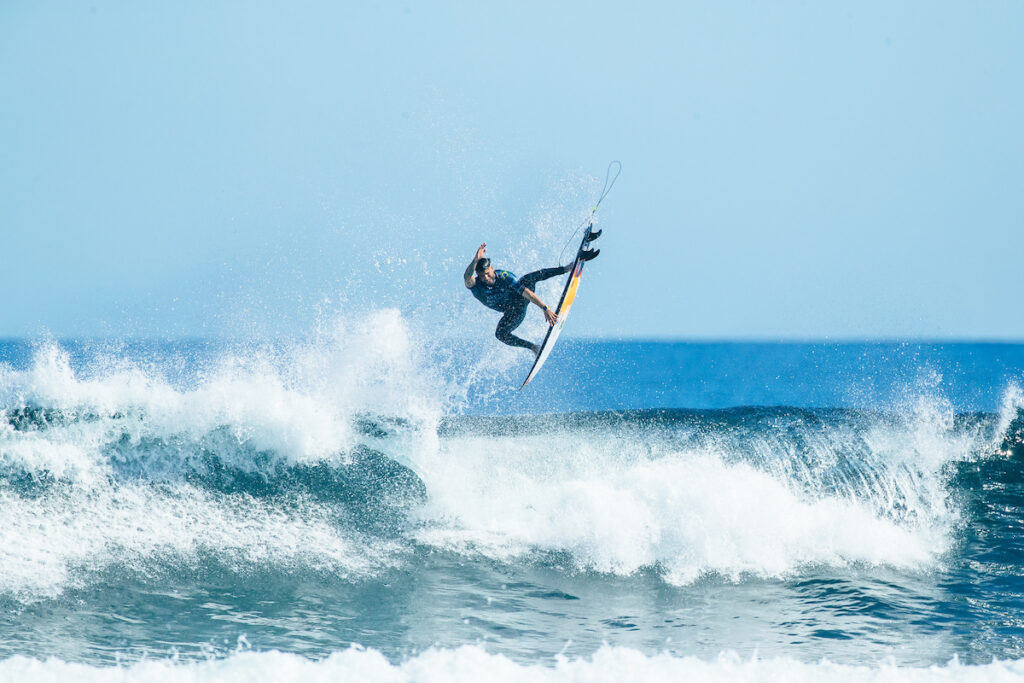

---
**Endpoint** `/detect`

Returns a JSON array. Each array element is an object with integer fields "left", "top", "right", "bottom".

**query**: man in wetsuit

[{"left": 464, "top": 240, "right": 599, "bottom": 356}]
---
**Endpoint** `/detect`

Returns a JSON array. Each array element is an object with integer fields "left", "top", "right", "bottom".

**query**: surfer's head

[{"left": 475, "top": 258, "right": 496, "bottom": 284}]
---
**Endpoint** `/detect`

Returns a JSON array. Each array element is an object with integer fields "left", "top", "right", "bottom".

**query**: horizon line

[{"left": 3, "top": 335, "right": 1024, "bottom": 346}]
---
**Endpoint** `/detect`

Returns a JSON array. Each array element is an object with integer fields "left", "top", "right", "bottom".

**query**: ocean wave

[
  {"left": 3, "top": 646, "right": 1024, "bottom": 683},
  {"left": 0, "top": 312, "right": 443, "bottom": 479},
  {"left": 1, "top": 333, "right": 1021, "bottom": 597},
  {"left": 0, "top": 478, "right": 406, "bottom": 602},
  {"left": 413, "top": 399, "right": 1003, "bottom": 583},
  {"left": 0, "top": 328, "right": 441, "bottom": 601}
]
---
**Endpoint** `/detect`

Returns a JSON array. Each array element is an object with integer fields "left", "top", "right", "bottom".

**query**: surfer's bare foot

[
  {"left": 531, "top": 344, "right": 542, "bottom": 359},
  {"left": 580, "top": 248, "right": 600, "bottom": 261}
]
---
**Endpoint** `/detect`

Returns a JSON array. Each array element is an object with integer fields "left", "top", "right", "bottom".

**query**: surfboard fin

[
  {"left": 580, "top": 248, "right": 600, "bottom": 261},
  {"left": 585, "top": 229, "right": 602, "bottom": 243}
]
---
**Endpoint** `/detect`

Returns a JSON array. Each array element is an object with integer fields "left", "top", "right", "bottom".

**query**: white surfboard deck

[{"left": 520, "top": 225, "right": 597, "bottom": 389}]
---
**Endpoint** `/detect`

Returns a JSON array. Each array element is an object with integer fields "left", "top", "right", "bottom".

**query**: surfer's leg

[
  {"left": 494, "top": 305, "right": 534, "bottom": 351},
  {"left": 518, "top": 265, "right": 572, "bottom": 291}
]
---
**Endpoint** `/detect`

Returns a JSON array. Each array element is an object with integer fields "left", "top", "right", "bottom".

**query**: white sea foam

[
  {"left": 415, "top": 450, "right": 947, "bottom": 582},
  {"left": 3, "top": 646, "right": 1024, "bottom": 683},
  {"left": 412, "top": 403, "right": 970, "bottom": 582},
  {"left": 0, "top": 481, "right": 397, "bottom": 601},
  {"left": 0, "top": 309, "right": 442, "bottom": 481}
]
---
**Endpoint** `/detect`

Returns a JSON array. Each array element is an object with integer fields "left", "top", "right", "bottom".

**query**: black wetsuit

[{"left": 470, "top": 265, "right": 571, "bottom": 350}]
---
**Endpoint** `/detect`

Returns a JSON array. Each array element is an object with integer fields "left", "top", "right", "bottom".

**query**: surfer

[{"left": 464, "top": 241, "right": 599, "bottom": 356}]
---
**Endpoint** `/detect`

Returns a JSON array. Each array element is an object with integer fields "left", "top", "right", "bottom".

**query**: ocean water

[{"left": 3, "top": 319, "right": 1024, "bottom": 681}]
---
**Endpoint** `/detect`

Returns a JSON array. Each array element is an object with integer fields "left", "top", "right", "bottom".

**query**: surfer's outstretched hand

[
  {"left": 544, "top": 307, "right": 558, "bottom": 326},
  {"left": 475, "top": 243, "right": 487, "bottom": 260}
]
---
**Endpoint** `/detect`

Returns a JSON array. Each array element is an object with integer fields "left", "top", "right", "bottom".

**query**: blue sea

[{"left": 3, "top": 329, "right": 1024, "bottom": 681}]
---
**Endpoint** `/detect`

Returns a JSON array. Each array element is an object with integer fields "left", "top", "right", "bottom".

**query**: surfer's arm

[
  {"left": 464, "top": 243, "right": 487, "bottom": 288},
  {"left": 521, "top": 288, "right": 558, "bottom": 326}
]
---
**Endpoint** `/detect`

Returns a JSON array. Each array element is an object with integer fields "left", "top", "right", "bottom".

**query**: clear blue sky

[{"left": 2, "top": 1, "right": 1022, "bottom": 339}]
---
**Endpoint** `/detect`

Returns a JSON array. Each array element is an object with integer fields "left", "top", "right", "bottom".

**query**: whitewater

[{"left": 2, "top": 316, "right": 1024, "bottom": 681}]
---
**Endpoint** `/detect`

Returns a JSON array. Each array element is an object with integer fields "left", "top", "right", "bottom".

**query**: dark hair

[{"left": 475, "top": 258, "right": 491, "bottom": 274}]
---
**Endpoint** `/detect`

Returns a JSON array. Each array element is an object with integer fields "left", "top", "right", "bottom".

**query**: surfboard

[{"left": 520, "top": 224, "right": 598, "bottom": 389}]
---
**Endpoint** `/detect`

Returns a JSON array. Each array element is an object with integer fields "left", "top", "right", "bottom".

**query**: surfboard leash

[{"left": 558, "top": 160, "right": 622, "bottom": 267}]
